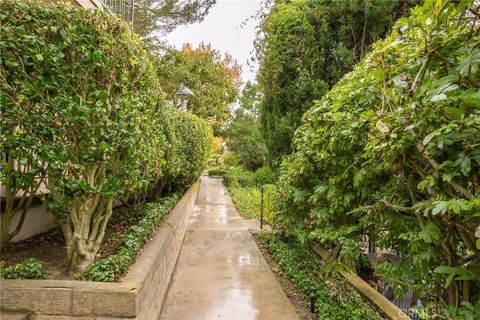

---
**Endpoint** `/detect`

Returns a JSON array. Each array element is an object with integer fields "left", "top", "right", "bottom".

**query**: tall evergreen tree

[
  {"left": 134, "top": 0, "right": 217, "bottom": 49},
  {"left": 256, "top": 0, "right": 420, "bottom": 165}
]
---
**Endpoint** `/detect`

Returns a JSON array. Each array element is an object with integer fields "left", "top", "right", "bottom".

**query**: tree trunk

[
  {"left": 1, "top": 161, "right": 17, "bottom": 248},
  {"left": 0, "top": 215, "right": 12, "bottom": 248},
  {"left": 402, "top": 0, "right": 408, "bottom": 16},
  {"left": 69, "top": 251, "right": 96, "bottom": 273},
  {"left": 0, "top": 186, "right": 31, "bottom": 248},
  {"left": 61, "top": 196, "right": 113, "bottom": 273}
]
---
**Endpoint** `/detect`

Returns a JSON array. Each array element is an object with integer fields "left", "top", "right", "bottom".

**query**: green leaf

[
  {"left": 423, "top": 130, "right": 441, "bottom": 145},
  {"left": 431, "top": 93, "right": 447, "bottom": 102},
  {"left": 434, "top": 266, "right": 462, "bottom": 274},
  {"left": 442, "top": 84, "right": 458, "bottom": 93},
  {"left": 419, "top": 221, "right": 440, "bottom": 243},
  {"left": 445, "top": 107, "right": 463, "bottom": 120},
  {"left": 444, "top": 273, "right": 455, "bottom": 288},
  {"left": 442, "top": 174, "right": 452, "bottom": 183},
  {"left": 463, "top": 90, "right": 480, "bottom": 105},
  {"left": 432, "top": 201, "right": 448, "bottom": 215},
  {"left": 417, "top": 179, "right": 429, "bottom": 191}
]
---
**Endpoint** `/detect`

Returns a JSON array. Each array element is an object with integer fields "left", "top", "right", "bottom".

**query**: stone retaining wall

[{"left": 0, "top": 183, "right": 199, "bottom": 319}]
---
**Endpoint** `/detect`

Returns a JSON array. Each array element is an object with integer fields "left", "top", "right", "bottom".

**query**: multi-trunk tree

[{"left": 0, "top": 1, "right": 212, "bottom": 272}]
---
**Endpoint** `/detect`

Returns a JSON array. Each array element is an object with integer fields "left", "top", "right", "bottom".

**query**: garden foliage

[
  {"left": 156, "top": 43, "right": 241, "bottom": 134},
  {"left": 279, "top": 0, "right": 480, "bottom": 315},
  {"left": 0, "top": 258, "right": 48, "bottom": 280},
  {"left": 228, "top": 184, "right": 278, "bottom": 225},
  {"left": 259, "top": 233, "right": 384, "bottom": 320},
  {"left": 226, "top": 81, "right": 268, "bottom": 171},
  {"left": 256, "top": 0, "right": 419, "bottom": 165},
  {"left": 0, "top": 1, "right": 212, "bottom": 271},
  {"left": 226, "top": 108, "right": 267, "bottom": 171},
  {"left": 79, "top": 196, "right": 179, "bottom": 282}
]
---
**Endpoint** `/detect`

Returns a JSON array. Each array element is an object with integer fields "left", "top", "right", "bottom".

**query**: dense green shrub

[
  {"left": 208, "top": 169, "right": 226, "bottom": 177},
  {"left": 256, "top": 0, "right": 419, "bottom": 165},
  {"left": 254, "top": 166, "right": 276, "bottom": 185},
  {"left": 227, "top": 166, "right": 255, "bottom": 177},
  {"left": 172, "top": 111, "right": 213, "bottom": 189},
  {"left": 279, "top": 0, "right": 480, "bottom": 316},
  {"left": 224, "top": 165, "right": 276, "bottom": 187},
  {"left": 228, "top": 187, "right": 260, "bottom": 220},
  {"left": 222, "top": 166, "right": 255, "bottom": 187},
  {"left": 223, "top": 175, "right": 255, "bottom": 188},
  {"left": 258, "top": 233, "right": 383, "bottom": 320},
  {"left": 0, "top": 258, "right": 48, "bottom": 280},
  {"left": 0, "top": 1, "right": 212, "bottom": 271},
  {"left": 228, "top": 184, "right": 278, "bottom": 224},
  {"left": 222, "top": 152, "right": 240, "bottom": 168},
  {"left": 79, "top": 195, "right": 179, "bottom": 282}
]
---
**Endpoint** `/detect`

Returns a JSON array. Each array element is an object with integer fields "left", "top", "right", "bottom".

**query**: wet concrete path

[{"left": 159, "top": 176, "right": 300, "bottom": 320}]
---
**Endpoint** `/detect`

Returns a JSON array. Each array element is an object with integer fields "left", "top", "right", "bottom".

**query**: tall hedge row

[
  {"left": 0, "top": 1, "right": 212, "bottom": 271},
  {"left": 279, "top": 0, "right": 479, "bottom": 317}
]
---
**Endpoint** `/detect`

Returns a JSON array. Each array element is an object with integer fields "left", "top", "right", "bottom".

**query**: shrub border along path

[
  {"left": 257, "top": 233, "right": 387, "bottom": 320},
  {"left": 0, "top": 184, "right": 199, "bottom": 320},
  {"left": 225, "top": 181, "right": 408, "bottom": 319},
  {"left": 78, "top": 195, "right": 180, "bottom": 282}
]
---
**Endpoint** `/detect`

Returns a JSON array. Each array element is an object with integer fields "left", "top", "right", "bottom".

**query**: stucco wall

[{"left": 8, "top": 204, "right": 57, "bottom": 243}]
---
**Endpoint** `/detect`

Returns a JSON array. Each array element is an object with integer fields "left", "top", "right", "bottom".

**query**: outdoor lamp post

[{"left": 174, "top": 86, "right": 194, "bottom": 112}]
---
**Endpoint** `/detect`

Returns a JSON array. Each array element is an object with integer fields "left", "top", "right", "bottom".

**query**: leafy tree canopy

[
  {"left": 226, "top": 83, "right": 267, "bottom": 171},
  {"left": 256, "top": 0, "right": 420, "bottom": 165},
  {"left": 134, "top": 0, "right": 217, "bottom": 49},
  {"left": 156, "top": 42, "right": 242, "bottom": 134},
  {"left": 238, "top": 80, "right": 261, "bottom": 117}
]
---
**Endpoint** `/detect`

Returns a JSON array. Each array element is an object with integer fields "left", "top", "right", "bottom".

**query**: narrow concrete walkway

[{"left": 159, "top": 176, "right": 300, "bottom": 320}]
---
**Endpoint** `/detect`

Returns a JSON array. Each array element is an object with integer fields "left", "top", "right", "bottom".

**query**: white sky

[{"left": 165, "top": 0, "right": 262, "bottom": 85}]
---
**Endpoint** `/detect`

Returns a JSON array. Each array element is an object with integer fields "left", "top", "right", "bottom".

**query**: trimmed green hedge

[
  {"left": 208, "top": 169, "right": 227, "bottom": 177},
  {"left": 173, "top": 111, "right": 213, "bottom": 189},
  {"left": 0, "top": 0, "right": 212, "bottom": 271},
  {"left": 223, "top": 175, "right": 255, "bottom": 187}
]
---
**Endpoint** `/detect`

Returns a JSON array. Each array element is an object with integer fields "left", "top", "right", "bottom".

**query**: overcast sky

[{"left": 165, "top": 0, "right": 262, "bottom": 85}]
